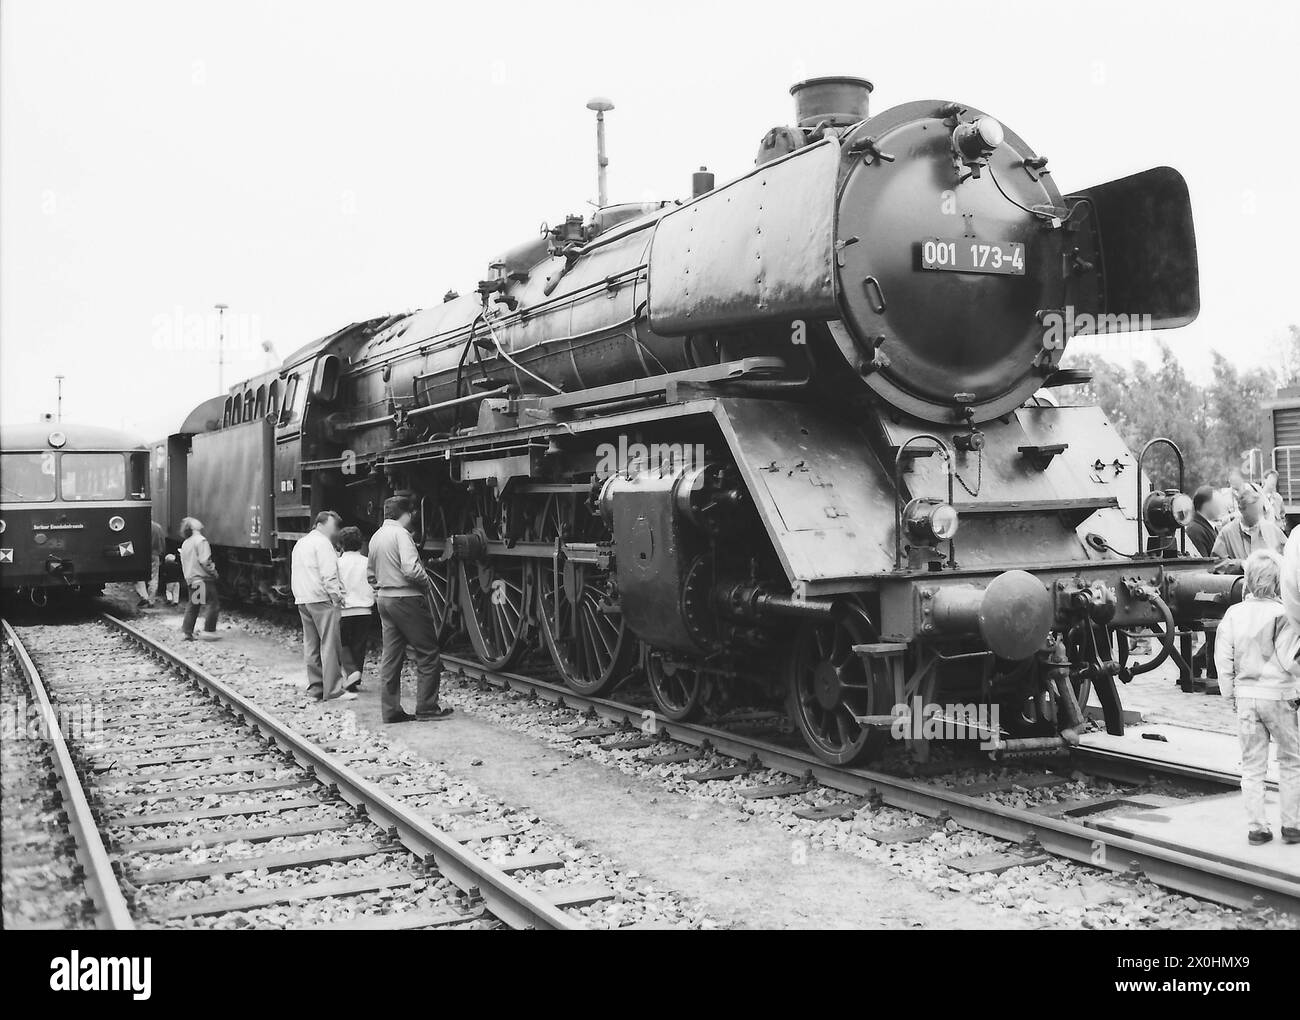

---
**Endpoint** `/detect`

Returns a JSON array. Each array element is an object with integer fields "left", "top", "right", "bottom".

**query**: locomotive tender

[{"left": 156, "top": 77, "right": 1238, "bottom": 764}]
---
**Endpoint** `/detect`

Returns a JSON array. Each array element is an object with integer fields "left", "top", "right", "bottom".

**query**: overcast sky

[{"left": 2, "top": 0, "right": 1298, "bottom": 438}]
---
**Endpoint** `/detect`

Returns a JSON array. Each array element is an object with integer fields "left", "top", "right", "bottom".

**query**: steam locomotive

[{"left": 153, "top": 76, "right": 1237, "bottom": 764}]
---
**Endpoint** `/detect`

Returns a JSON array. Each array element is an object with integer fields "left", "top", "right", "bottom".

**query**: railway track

[
  {"left": 1, "top": 622, "right": 132, "bottom": 929},
  {"left": 441, "top": 652, "right": 1300, "bottom": 918},
  {"left": 0, "top": 616, "right": 587, "bottom": 930}
]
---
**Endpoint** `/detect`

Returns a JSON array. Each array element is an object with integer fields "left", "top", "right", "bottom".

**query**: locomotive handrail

[
  {"left": 1135, "top": 436, "right": 1186, "bottom": 556},
  {"left": 893, "top": 433, "right": 957, "bottom": 571},
  {"left": 407, "top": 385, "right": 511, "bottom": 418}
]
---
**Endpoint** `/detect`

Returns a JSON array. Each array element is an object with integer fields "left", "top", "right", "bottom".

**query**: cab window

[
  {"left": 279, "top": 372, "right": 306, "bottom": 425},
  {"left": 128, "top": 452, "right": 150, "bottom": 499},
  {"left": 60, "top": 453, "right": 126, "bottom": 501},
  {"left": 0, "top": 452, "right": 57, "bottom": 502}
]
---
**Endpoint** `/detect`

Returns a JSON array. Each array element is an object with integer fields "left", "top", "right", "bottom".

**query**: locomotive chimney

[
  {"left": 790, "top": 76, "right": 872, "bottom": 128},
  {"left": 692, "top": 166, "right": 715, "bottom": 198}
]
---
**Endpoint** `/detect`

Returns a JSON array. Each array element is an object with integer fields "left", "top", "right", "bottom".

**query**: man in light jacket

[
  {"left": 291, "top": 511, "right": 355, "bottom": 703},
  {"left": 367, "top": 495, "right": 450, "bottom": 723},
  {"left": 1214, "top": 550, "right": 1300, "bottom": 845},
  {"left": 1212, "top": 487, "right": 1286, "bottom": 569},
  {"left": 180, "top": 517, "right": 221, "bottom": 640}
]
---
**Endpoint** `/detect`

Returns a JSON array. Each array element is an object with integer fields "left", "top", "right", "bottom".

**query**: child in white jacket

[{"left": 1215, "top": 549, "right": 1300, "bottom": 845}]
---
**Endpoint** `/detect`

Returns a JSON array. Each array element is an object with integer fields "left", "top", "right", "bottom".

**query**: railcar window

[
  {"left": 255, "top": 384, "right": 267, "bottom": 419},
  {"left": 59, "top": 453, "right": 126, "bottom": 501},
  {"left": 0, "top": 452, "right": 57, "bottom": 502},
  {"left": 244, "top": 390, "right": 255, "bottom": 420}
]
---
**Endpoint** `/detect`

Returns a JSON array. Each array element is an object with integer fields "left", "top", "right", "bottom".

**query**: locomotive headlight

[
  {"left": 1142, "top": 490, "right": 1194, "bottom": 535},
  {"left": 953, "top": 116, "right": 1004, "bottom": 161},
  {"left": 108, "top": 515, "right": 126, "bottom": 532},
  {"left": 904, "top": 498, "right": 960, "bottom": 544},
  {"left": 0, "top": 518, "right": 5, "bottom": 534},
  {"left": 975, "top": 116, "right": 1004, "bottom": 149}
]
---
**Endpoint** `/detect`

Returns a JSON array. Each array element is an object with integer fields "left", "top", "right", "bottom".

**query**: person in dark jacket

[
  {"left": 1188, "top": 485, "right": 1221, "bottom": 680},
  {"left": 1187, "top": 485, "right": 1220, "bottom": 558}
]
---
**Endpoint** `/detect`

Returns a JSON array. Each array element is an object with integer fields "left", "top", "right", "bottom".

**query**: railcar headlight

[
  {"left": 1143, "top": 490, "right": 1194, "bottom": 535},
  {"left": 904, "top": 498, "right": 960, "bottom": 543},
  {"left": 0, "top": 518, "right": 5, "bottom": 534},
  {"left": 108, "top": 515, "right": 125, "bottom": 532},
  {"left": 47, "top": 431, "right": 67, "bottom": 449}
]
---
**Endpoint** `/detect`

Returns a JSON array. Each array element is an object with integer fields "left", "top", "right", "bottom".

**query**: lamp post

[
  {"left": 586, "top": 97, "right": 614, "bottom": 208},
  {"left": 214, "top": 303, "right": 229, "bottom": 392}
]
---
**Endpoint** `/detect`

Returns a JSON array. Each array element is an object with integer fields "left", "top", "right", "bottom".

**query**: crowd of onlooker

[
  {"left": 1188, "top": 466, "right": 1299, "bottom": 847},
  {"left": 131, "top": 499, "right": 452, "bottom": 724},
  {"left": 1187, "top": 467, "right": 1289, "bottom": 562}
]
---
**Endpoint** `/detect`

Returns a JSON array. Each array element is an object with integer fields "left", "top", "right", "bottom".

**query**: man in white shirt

[{"left": 290, "top": 511, "right": 355, "bottom": 703}]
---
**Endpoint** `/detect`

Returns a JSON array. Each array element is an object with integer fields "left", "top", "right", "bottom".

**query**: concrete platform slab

[
  {"left": 1088, "top": 792, "right": 1300, "bottom": 885},
  {"left": 1079, "top": 723, "right": 1280, "bottom": 784}
]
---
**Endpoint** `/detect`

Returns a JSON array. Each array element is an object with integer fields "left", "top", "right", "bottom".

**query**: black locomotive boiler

[{"left": 155, "top": 76, "right": 1237, "bottom": 764}]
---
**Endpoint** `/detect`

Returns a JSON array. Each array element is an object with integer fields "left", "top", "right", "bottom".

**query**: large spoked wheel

[
  {"left": 534, "top": 492, "right": 636, "bottom": 696},
  {"left": 458, "top": 487, "right": 533, "bottom": 671},
  {"left": 421, "top": 503, "right": 459, "bottom": 643},
  {"left": 786, "top": 603, "right": 888, "bottom": 765},
  {"left": 645, "top": 648, "right": 707, "bottom": 722}
]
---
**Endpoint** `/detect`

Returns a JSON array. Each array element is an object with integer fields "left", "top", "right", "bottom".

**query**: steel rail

[
  {"left": 99, "top": 615, "right": 577, "bottom": 931},
  {"left": 444, "top": 653, "right": 1300, "bottom": 917},
  {"left": 2, "top": 618, "right": 137, "bottom": 930},
  {"left": 1072, "top": 744, "right": 1249, "bottom": 791}
]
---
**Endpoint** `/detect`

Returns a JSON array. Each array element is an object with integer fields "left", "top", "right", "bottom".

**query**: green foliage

[{"left": 1059, "top": 336, "right": 1288, "bottom": 490}]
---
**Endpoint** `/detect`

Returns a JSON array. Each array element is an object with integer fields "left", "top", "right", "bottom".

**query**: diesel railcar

[
  {"left": 0, "top": 422, "right": 152, "bottom": 605},
  {"left": 155, "top": 76, "right": 1236, "bottom": 764}
]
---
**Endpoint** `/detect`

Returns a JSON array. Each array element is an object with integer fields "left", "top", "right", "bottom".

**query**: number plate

[{"left": 920, "top": 238, "right": 1025, "bottom": 276}]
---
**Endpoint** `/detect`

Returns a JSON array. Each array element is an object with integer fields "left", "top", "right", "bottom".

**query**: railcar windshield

[
  {"left": 60, "top": 452, "right": 127, "bottom": 501},
  {"left": 0, "top": 452, "right": 58, "bottom": 502}
]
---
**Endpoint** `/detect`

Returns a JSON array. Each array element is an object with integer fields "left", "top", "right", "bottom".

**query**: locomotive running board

[{"left": 535, "top": 356, "right": 790, "bottom": 417}]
